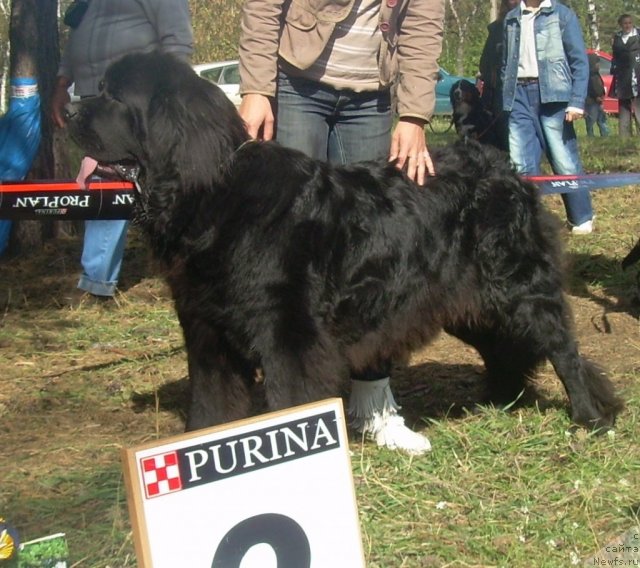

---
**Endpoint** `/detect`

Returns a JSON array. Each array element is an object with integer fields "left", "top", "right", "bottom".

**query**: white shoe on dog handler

[{"left": 348, "top": 377, "right": 432, "bottom": 455}]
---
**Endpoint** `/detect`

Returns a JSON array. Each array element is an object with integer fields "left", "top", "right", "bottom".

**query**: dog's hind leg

[
  {"left": 507, "top": 294, "right": 623, "bottom": 430},
  {"left": 460, "top": 298, "right": 622, "bottom": 430},
  {"left": 182, "top": 321, "right": 255, "bottom": 431},
  {"left": 448, "top": 307, "right": 623, "bottom": 431},
  {"left": 543, "top": 340, "right": 623, "bottom": 431},
  {"left": 446, "top": 325, "right": 543, "bottom": 407}
]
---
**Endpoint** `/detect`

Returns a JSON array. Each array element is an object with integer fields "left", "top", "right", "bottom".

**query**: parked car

[
  {"left": 587, "top": 49, "right": 618, "bottom": 114},
  {"left": 193, "top": 60, "right": 242, "bottom": 107},
  {"left": 195, "top": 59, "right": 474, "bottom": 115}
]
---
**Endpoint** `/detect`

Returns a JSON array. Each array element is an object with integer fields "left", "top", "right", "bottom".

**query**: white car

[{"left": 193, "top": 60, "right": 241, "bottom": 107}]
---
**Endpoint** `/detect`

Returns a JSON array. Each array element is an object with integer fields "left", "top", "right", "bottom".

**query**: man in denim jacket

[{"left": 501, "top": 0, "right": 594, "bottom": 235}]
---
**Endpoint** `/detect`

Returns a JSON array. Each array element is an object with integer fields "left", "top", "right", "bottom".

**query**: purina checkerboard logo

[{"left": 141, "top": 452, "right": 183, "bottom": 498}]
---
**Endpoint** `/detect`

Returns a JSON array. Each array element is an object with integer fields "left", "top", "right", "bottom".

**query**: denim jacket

[{"left": 501, "top": 0, "right": 588, "bottom": 112}]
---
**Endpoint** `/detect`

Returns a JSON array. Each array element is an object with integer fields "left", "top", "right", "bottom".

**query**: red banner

[{"left": 0, "top": 179, "right": 135, "bottom": 220}]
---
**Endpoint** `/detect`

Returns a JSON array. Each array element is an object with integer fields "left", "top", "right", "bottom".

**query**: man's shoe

[
  {"left": 63, "top": 288, "right": 115, "bottom": 308},
  {"left": 571, "top": 219, "right": 594, "bottom": 235}
]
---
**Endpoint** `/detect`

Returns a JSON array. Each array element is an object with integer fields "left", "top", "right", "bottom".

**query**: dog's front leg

[
  {"left": 181, "top": 319, "right": 254, "bottom": 431},
  {"left": 257, "top": 324, "right": 348, "bottom": 412}
]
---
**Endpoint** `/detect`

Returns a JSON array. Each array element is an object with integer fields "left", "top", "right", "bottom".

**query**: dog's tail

[{"left": 621, "top": 238, "right": 640, "bottom": 270}]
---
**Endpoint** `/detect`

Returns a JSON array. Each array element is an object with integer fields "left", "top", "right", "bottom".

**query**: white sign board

[{"left": 122, "top": 398, "right": 365, "bottom": 567}]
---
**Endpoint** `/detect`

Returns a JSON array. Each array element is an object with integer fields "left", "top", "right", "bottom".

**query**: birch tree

[{"left": 586, "top": 0, "right": 600, "bottom": 50}]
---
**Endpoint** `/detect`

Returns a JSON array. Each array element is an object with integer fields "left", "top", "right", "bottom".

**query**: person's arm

[
  {"left": 390, "top": 0, "right": 444, "bottom": 183},
  {"left": 147, "top": 0, "right": 194, "bottom": 59},
  {"left": 561, "top": 9, "right": 588, "bottom": 116},
  {"left": 479, "top": 22, "right": 499, "bottom": 86},
  {"left": 51, "top": 38, "right": 75, "bottom": 129},
  {"left": 238, "top": 0, "right": 286, "bottom": 140},
  {"left": 51, "top": 75, "right": 72, "bottom": 128}
]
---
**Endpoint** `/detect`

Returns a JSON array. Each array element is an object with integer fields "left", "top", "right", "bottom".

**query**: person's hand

[
  {"left": 51, "top": 78, "right": 72, "bottom": 129},
  {"left": 389, "top": 117, "right": 434, "bottom": 185},
  {"left": 565, "top": 109, "right": 583, "bottom": 123},
  {"left": 239, "top": 93, "right": 275, "bottom": 140}
]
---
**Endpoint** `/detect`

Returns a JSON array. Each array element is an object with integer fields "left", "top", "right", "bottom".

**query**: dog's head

[
  {"left": 65, "top": 51, "right": 248, "bottom": 187},
  {"left": 449, "top": 79, "right": 481, "bottom": 110}
]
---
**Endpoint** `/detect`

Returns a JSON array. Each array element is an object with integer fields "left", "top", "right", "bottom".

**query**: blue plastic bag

[{"left": 0, "top": 77, "right": 41, "bottom": 256}]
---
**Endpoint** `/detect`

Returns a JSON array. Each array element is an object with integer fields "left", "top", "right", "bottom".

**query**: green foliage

[
  {"left": 18, "top": 534, "right": 69, "bottom": 568},
  {"left": 190, "top": 0, "right": 244, "bottom": 63},
  {"left": 0, "top": 0, "right": 637, "bottom": 77}
]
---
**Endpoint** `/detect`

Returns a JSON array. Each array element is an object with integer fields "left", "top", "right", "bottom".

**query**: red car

[{"left": 587, "top": 49, "right": 618, "bottom": 114}]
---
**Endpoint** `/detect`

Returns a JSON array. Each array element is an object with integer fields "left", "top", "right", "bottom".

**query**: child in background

[{"left": 585, "top": 52, "right": 610, "bottom": 137}]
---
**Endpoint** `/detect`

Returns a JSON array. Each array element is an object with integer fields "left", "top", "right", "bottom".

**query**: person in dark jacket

[
  {"left": 51, "top": 0, "right": 193, "bottom": 299},
  {"left": 610, "top": 14, "right": 640, "bottom": 136},
  {"left": 584, "top": 52, "right": 609, "bottom": 137},
  {"left": 478, "top": 0, "right": 518, "bottom": 151}
]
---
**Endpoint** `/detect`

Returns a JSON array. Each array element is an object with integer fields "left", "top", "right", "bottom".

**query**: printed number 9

[{"left": 212, "top": 513, "right": 311, "bottom": 568}]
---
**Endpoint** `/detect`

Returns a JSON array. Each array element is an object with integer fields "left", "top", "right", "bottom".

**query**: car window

[
  {"left": 200, "top": 67, "right": 223, "bottom": 83},
  {"left": 221, "top": 64, "right": 240, "bottom": 85},
  {"left": 598, "top": 56, "right": 611, "bottom": 75}
]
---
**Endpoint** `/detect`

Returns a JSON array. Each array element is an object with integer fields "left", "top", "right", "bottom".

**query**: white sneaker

[
  {"left": 371, "top": 414, "right": 432, "bottom": 455},
  {"left": 571, "top": 219, "right": 594, "bottom": 235},
  {"left": 348, "top": 377, "right": 432, "bottom": 455}
]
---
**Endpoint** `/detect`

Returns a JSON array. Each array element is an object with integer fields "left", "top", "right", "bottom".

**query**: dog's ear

[
  {"left": 143, "top": 58, "right": 247, "bottom": 189},
  {"left": 449, "top": 80, "right": 462, "bottom": 107}
]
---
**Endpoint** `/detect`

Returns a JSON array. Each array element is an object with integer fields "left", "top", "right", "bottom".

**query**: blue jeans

[
  {"left": 0, "top": 221, "right": 11, "bottom": 256},
  {"left": 508, "top": 82, "right": 593, "bottom": 226},
  {"left": 584, "top": 100, "right": 609, "bottom": 137},
  {"left": 78, "top": 219, "right": 129, "bottom": 296},
  {"left": 276, "top": 72, "right": 392, "bottom": 164}
]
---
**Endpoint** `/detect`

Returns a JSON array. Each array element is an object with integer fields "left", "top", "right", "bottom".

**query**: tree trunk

[
  {"left": 490, "top": 0, "right": 499, "bottom": 23},
  {"left": 586, "top": 0, "right": 600, "bottom": 51},
  {"left": 9, "top": 0, "right": 63, "bottom": 254},
  {"left": 446, "top": 0, "right": 481, "bottom": 75}
]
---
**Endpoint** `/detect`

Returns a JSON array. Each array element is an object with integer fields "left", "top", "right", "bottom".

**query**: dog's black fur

[
  {"left": 622, "top": 238, "right": 640, "bottom": 304},
  {"left": 449, "top": 79, "right": 502, "bottom": 149},
  {"left": 622, "top": 239, "right": 640, "bottom": 271},
  {"left": 66, "top": 52, "right": 622, "bottom": 432}
]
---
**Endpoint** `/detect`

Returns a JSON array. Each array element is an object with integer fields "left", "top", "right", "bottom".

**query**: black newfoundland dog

[{"left": 65, "top": 52, "right": 622, "bottom": 434}]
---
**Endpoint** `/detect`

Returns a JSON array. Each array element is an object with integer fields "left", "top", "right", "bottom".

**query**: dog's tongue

[
  {"left": 75, "top": 156, "right": 99, "bottom": 189},
  {"left": 74, "top": 157, "right": 139, "bottom": 187}
]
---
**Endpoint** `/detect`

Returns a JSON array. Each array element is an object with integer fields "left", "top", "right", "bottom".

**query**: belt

[{"left": 517, "top": 77, "right": 539, "bottom": 85}]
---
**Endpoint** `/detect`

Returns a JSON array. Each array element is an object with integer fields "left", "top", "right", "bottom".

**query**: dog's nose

[{"left": 63, "top": 103, "right": 78, "bottom": 122}]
